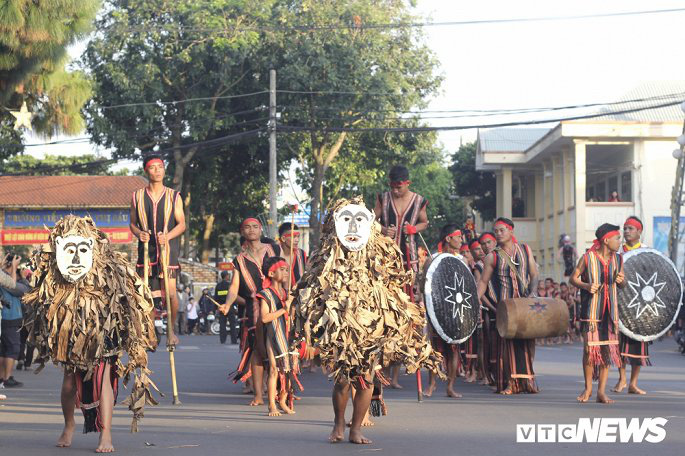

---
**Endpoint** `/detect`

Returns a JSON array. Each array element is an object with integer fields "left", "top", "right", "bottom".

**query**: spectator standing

[
  {"left": 17, "top": 267, "right": 34, "bottom": 370},
  {"left": 198, "top": 289, "right": 213, "bottom": 334},
  {"left": 186, "top": 297, "right": 199, "bottom": 334},
  {"left": 0, "top": 254, "right": 28, "bottom": 388},
  {"left": 215, "top": 271, "right": 237, "bottom": 344},
  {"left": 176, "top": 287, "right": 188, "bottom": 335}
]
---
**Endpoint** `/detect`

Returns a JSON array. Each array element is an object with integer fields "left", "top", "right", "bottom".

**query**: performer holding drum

[{"left": 476, "top": 218, "right": 540, "bottom": 395}]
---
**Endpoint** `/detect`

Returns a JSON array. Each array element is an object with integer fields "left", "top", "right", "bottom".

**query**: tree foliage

[
  {"left": 0, "top": 0, "right": 98, "bottom": 153},
  {"left": 449, "top": 142, "right": 496, "bottom": 221},
  {"left": 268, "top": 0, "right": 442, "bottom": 245}
]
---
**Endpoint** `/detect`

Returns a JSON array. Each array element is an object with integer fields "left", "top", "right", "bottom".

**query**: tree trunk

[
  {"left": 309, "top": 160, "right": 326, "bottom": 248},
  {"left": 201, "top": 213, "right": 215, "bottom": 264},
  {"left": 183, "top": 180, "right": 191, "bottom": 259}
]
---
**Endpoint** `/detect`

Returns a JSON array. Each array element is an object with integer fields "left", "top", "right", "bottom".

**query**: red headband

[
  {"left": 281, "top": 231, "right": 300, "bottom": 238},
  {"left": 262, "top": 260, "right": 288, "bottom": 289},
  {"left": 624, "top": 218, "right": 643, "bottom": 232},
  {"left": 241, "top": 218, "right": 262, "bottom": 229},
  {"left": 459, "top": 244, "right": 469, "bottom": 252},
  {"left": 144, "top": 158, "right": 164, "bottom": 171},
  {"left": 494, "top": 220, "right": 514, "bottom": 231},
  {"left": 591, "top": 230, "right": 621, "bottom": 251},
  {"left": 390, "top": 180, "right": 411, "bottom": 187},
  {"left": 470, "top": 241, "right": 481, "bottom": 249},
  {"left": 480, "top": 233, "right": 496, "bottom": 243},
  {"left": 446, "top": 229, "right": 462, "bottom": 239}
]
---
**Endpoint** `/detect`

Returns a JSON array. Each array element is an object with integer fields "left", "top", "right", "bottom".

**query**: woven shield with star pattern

[
  {"left": 617, "top": 248, "right": 683, "bottom": 342},
  {"left": 424, "top": 253, "right": 480, "bottom": 344}
]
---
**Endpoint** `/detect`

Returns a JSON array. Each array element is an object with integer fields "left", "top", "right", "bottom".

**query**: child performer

[{"left": 258, "top": 257, "right": 301, "bottom": 416}]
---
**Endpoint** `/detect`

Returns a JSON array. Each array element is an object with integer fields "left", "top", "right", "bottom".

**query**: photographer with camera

[{"left": 0, "top": 253, "right": 30, "bottom": 388}]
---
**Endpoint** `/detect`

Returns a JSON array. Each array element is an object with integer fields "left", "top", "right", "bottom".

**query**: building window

[{"left": 621, "top": 171, "right": 632, "bottom": 202}]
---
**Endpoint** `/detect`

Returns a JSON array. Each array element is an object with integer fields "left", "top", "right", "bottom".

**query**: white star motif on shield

[
  {"left": 444, "top": 272, "right": 472, "bottom": 323},
  {"left": 626, "top": 271, "right": 667, "bottom": 319},
  {"left": 10, "top": 101, "right": 33, "bottom": 131}
]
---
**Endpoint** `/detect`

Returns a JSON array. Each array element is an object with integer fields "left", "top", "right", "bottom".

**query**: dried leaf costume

[
  {"left": 23, "top": 216, "right": 158, "bottom": 433},
  {"left": 294, "top": 197, "right": 444, "bottom": 386}
]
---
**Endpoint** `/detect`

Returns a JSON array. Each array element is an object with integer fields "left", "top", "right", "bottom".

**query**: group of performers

[{"left": 18, "top": 156, "right": 663, "bottom": 452}]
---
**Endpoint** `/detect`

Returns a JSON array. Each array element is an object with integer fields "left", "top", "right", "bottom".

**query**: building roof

[
  {"left": 477, "top": 127, "right": 551, "bottom": 153},
  {"left": 0, "top": 175, "right": 147, "bottom": 208},
  {"left": 591, "top": 80, "right": 685, "bottom": 123}
]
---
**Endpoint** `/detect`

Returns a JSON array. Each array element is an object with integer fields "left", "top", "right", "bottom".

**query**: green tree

[
  {"left": 449, "top": 142, "right": 496, "bottom": 221},
  {"left": 83, "top": 0, "right": 278, "bottom": 192},
  {"left": 269, "top": 0, "right": 442, "bottom": 245},
  {"left": 0, "top": 153, "right": 118, "bottom": 175},
  {"left": 0, "top": 0, "right": 98, "bottom": 154}
]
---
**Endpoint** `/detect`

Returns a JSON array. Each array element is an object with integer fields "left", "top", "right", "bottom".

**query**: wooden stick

[
  {"left": 404, "top": 242, "right": 423, "bottom": 403},
  {"left": 160, "top": 238, "right": 181, "bottom": 405},
  {"left": 143, "top": 240, "right": 149, "bottom": 288}
]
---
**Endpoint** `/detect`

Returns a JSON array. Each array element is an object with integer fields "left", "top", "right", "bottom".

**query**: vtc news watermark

[{"left": 516, "top": 418, "right": 668, "bottom": 443}]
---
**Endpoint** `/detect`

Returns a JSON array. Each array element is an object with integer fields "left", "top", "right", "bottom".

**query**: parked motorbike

[
  {"left": 198, "top": 310, "right": 215, "bottom": 334},
  {"left": 154, "top": 306, "right": 168, "bottom": 338}
]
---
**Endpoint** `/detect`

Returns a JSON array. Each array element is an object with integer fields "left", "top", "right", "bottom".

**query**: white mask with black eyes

[
  {"left": 55, "top": 235, "right": 94, "bottom": 282},
  {"left": 334, "top": 204, "right": 374, "bottom": 251}
]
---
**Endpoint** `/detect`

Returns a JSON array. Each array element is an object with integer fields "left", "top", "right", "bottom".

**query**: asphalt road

[{"left": 1, "top": 335, "right": 683, "bottom": 456}]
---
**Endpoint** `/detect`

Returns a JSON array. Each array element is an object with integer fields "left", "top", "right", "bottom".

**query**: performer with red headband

[
  {"left": 219, "top": 217, "right": 281, "bottom": 406},
  {"left": 570, "top": 223, "right": 625, "bottom": 404},
  {"left": 257, "top": 256, "right": 302, "bottom": 417},
  {"left": 278, "top": 222, "right": 308, "bottom": 290},
  {"left": 613, "top": 216, "right": 650, "bottom": 395},
  {"left": 425, "top": 224, "right": 464, "bottom": 398},
  {"left": 469, "top": 238, "right": 491, "bottom": 386},
  {"left": 477, "top": 217, "right": 540, "bottom": 395},
  {"left": 374, "top": 165, "right": 428, "bottom": 390},
  {"left": 130, "top": 154, "right": 186, "bottom": 346},
  {"left": 476, "top": 232, "right": 499, "bottom": 387}
]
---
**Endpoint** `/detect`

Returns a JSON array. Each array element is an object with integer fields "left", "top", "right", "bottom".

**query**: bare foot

[
  {"left": 628, "top": 385, "right": 646, "bottom": 395},
  {"left": 465, "top": 374, "right": 476, "bottom": 383},
  {"left": 499, "top": 387, "right": 513, "bottom": 396},
  {"left": 349, "top": 429, "right": 372, "bottom": 444},
  {"left": 249, "top": 399, "right": 264, "bottom": 406},
  {"left": 612, "top": 381, "right": 626, "bottom": 393},
  {"left": 479, "top": 378, "right": 490, "bottom": 386},
  {"left": 0, "top": 394, "right": 5, "bottom": 400},
  {"left": 167, "top": 332, "right": 179, "bottom": 347},
  {"left": 362, "top": 415, "right": 374, "bottom": 427},
  {"left": 389, "top": 382, "right": 403, "bottom": 389},
  {"left": 423, "top": 382, "right": 436, "bottom": 397},
  {"left": 268, "top": 405, "right": 282, "bottom": 416},
  {"left": 329, "top": 425, "right": 344, "bottom": 443},
  {"left": 278, "top": 400, "right": 295, "bottom": 415},
  {"left": 95, "top": 431, "right": 114, "bottom": 453},
  {"left": 577, "top": 389, "right": 592, "bottom": 402},
  {"left": 56, "top": 422, "right": 75, "bottom": 448},
  {"left": 596, "top": 393, "right": 614, "bottom": 404},
  {"left": 446, "top": 388, "right": 462, "bottom": 399}
]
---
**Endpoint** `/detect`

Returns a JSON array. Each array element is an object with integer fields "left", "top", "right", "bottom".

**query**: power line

[
  {"left": 116, "top": 8, "right": 685, "bottom": 34},
  {"left": 96, "top": 91, "right": 269, "bottom": 110},
  {"left": 277, "top": 99, "right": 683, "bottom": 133}
]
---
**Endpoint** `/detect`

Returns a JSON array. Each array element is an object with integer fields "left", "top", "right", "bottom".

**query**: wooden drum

[{"left": 496, "top": 297, "right": 569, "bottom": 339}]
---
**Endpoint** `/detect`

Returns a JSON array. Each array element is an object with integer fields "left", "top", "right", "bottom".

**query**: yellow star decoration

[{"left": 10, "top": 101, "right": 33, "bottom": 131}]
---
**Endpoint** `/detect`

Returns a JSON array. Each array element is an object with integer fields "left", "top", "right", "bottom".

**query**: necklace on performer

[{"left": 501, "top": 245, "right": 519, "bottom": 266}]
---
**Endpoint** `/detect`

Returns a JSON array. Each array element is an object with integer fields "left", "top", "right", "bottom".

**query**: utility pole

[
  {"left": 668, "top": 119, "right": 685, "bottom": 264},
  {"left": 268, "top": 69, "right": 278, "bottom": 239}
]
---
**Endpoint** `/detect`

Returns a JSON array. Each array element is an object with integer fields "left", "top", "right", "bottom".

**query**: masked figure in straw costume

[
  {"left": 294, "top": 197, "right": 444, "bottom": 445},
  {"left": 23, "top": 215, "right": 158, "bottom": 453}
]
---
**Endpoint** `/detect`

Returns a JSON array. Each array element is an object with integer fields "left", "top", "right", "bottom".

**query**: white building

[{"left": 476, "top": 81, "right": 685, "bottom": 279}]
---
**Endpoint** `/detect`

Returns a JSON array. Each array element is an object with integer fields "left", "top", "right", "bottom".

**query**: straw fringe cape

[
  {"left": 294, "top": 197, "right": 445, "bottom": 383},
  {"left": 23, "top": 216, "right": 158, "bottom": 432}
]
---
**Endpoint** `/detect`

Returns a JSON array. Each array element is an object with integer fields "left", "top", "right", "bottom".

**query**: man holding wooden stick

[{"left": 130, "top": 154, "right": 186, "bottom": 347}]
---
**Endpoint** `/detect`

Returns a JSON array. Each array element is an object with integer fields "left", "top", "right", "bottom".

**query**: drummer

[
  {"left": 476, "top": 218, "right": 539, "bottom": 395},
  {"left": 425, "top": 224, "right": 464, "bottom": 398},
  {"left": 613, "top": 216, "right": 650, "bottom": 395},
  {"left": 570, "top": 223, "right": 625, "bottom": 404}
]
